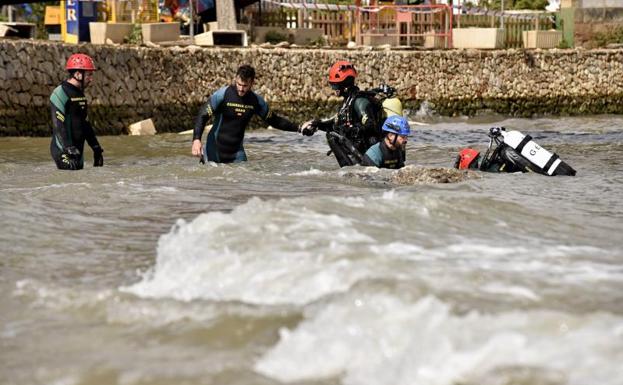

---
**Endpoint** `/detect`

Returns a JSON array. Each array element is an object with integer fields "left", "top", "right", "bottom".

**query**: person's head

[
  {"left": 454, "top": 148, "right": 481, "bottom": 170},
  {"left": 382, "top": 115, "right": 410, "bottom": 150},
  {"left": 65, "top": 53, "right": 96, "bottom": 90},
  {"left": 328, "top": 61, "right": 357, "bottom": 97},
  {"left": 235, "top": 64, "right": 255, "bottom": 97}
]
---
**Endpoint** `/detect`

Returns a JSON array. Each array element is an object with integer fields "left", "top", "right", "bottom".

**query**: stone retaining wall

[{"left": 1, "top": 40, "right": 623, "bottom": 136}]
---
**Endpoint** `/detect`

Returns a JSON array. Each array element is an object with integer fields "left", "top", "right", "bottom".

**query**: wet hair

[{"left": 236, "top": 65, "right": 256, "bottom": 82}]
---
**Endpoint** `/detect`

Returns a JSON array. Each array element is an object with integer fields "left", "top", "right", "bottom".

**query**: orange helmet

[
  {"left": 455, "top": 148, "right": 480, "bottom": 170},
  {"left": 328, "top": 61, "right": 357, "bottom": 84},
  {"left": 66, "top": 53, "right": 96, "bottom": 71}
]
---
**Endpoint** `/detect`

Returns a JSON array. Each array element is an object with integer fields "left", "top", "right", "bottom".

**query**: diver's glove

[
  {"left": 92, "top": 145, "right": 104, "bottom": 167},
  {"left": 299, "top": 120, "right": 318, "bottom": 136},
  {"left": 61, "top": 146, "right": 81, "bottom": 170}
]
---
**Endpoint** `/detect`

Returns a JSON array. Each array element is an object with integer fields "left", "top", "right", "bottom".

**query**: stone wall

[{"left": 2, "top": 40, "right": 623, "bottom": 136}]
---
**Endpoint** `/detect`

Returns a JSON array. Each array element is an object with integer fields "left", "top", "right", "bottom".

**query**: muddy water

[{"left": 1, "top": 115, "right": 622, "bottom": 385}]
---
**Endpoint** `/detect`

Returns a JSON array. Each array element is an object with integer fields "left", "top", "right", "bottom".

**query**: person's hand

[
  {"left": 192, "top": 139, "right": 203, "bottom": 157},
  {"left": 92, "top": 145, "right": 104, "bottom": 167},
  {"left": 299, "top": 120, "right": 318, "bottom": 136},
  {"left": 65, "top": 146, "right": 80, "bottom": 157},
  {"left": 62, "top": 146, "right": 81, "bottom": 170}
]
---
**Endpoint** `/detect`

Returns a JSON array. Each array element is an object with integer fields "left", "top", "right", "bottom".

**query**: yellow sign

[{"left": 44, "top": 6, "right": 61, "bottom": 25}]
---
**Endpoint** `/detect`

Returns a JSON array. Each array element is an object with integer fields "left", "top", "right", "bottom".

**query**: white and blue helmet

[{"left": 382, "top": 115, "right": 410, "bottom": 136}]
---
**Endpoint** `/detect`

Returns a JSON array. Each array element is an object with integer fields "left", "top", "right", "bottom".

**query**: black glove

[
  {"left": 299, "top": 120, "right": 318, "bottom": 136},
  {"left": 92, "top": 145, "right": 104, "bottom": 167},
  {"left": 62, "top": 146, "right": 81, "bottom": 170}
]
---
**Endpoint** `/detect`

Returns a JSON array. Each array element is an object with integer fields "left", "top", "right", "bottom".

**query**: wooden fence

[
  {"left": 252, "top": 8, "right": 355, "bottom": 42},
  {"left": 248, "top": 7, "right": 558, "bottom": 48}
]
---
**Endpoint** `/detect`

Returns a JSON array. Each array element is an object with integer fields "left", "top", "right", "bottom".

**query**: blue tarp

[{"left": 178, "top": 0, "right": 215, "bottom": 14}]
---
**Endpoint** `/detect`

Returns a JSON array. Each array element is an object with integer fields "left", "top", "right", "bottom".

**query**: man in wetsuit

[
  {"left": 362, "top": 115, "right": 410, "bottom": 169},
  {"left": 454, "top": 129, "right": 576, "bottom": 176},
  {"left": 49, "top": 53, "right": 104, "bottom": 170},
  {"left": 299, "top": 61, "right": 385, "bottom": 168},
  {"left": 191, "top": 64, "right": 300, "bottom": 163}
]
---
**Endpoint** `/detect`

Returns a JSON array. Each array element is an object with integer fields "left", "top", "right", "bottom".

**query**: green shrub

[
  {"left": 124, "top": 24, "right": 143, "bottom": 45},
  {"left": 306, "top": 36, "right": 326, "bottom": 46},
  {"left": 593, "top": 26, "right": 623, "bottom": 47},
  {"left": 264, "top": 30, "right": 289, "bottom": 44}
]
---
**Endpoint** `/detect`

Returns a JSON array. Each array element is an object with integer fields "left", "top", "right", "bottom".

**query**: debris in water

[
  {"left": 339, "top": 165, "right": 478, "bottom": 186},
  {"left": 390, "top": 165, "right": 479, "bottom": 185}
]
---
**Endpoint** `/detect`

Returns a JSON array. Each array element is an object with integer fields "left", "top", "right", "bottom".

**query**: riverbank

[{"left": 1, "top": 39, "right": 623, "bottom": 136}]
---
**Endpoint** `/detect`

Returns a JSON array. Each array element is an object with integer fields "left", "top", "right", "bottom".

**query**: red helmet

[
  {"left": 328, "top": 61, "right": 357, "bottom": 84},
  {"left": 455, "top": 148, "right": 480, "bottom": 170},
  {"left": 65, "top": 53, "right": 96, "bottom": 71}
]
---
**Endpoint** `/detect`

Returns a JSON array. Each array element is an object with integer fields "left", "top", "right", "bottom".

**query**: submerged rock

[
  {"left": 339, "top": 165, "right": 478, "bottom": 186},
  {"left": 390, "top": 165, "right": 478, "bottom": 185}
]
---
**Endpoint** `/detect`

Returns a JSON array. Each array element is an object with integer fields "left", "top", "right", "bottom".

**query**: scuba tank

[
  {"left": 491, "top": 127, "right": 576, "bottom": 176},
  {"left": 382, "top": 97, "right": 403, "bottom": 117},
  {"left": 367, "top": 84, "right": 403, "bottom": 118}
]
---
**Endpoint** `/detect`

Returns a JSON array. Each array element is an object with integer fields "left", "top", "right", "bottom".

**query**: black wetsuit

[
  {"left": 315, "top": 87, "right": 384, "bottom": 167},
  {"left": 362, "top": 140, "right": 405, "bottom": 169},
  {"left": 481, "top": 146, "right": 523, "bottom": 172},
  {"left": 193, "top": 85, "right": 298, "bottom": 163},
  {"left": 49, "top": 81, "right": 101, "bottom": 170}
]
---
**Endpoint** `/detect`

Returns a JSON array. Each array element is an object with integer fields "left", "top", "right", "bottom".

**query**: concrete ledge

[
  {"left": 89, "top": 22, "right": 133, "bottom": 44},
  {"left": 0, "top": 22, "right": 35, "bottom": 38},
  {"left": 454, "top": 28, "right": 505, "bottom": 49},
  {"left": 141, "top": 22, "right": 180, "bottom": 43},
  {"left": 195, "top": 30, "right": 247, "bottom": 46},
  {"left": 424, "top": 31, "right": 448, "bottom": 49},
  {"left": 523, "top": 30, "right": 562, "bottom": 49},
  {"left": 362, "top": 32, "right": 397, "bottom": 47}
]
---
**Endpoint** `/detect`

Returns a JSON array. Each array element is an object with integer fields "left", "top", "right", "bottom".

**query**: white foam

[
  {"left": 255, "top": 294, "right": 623, "bottom": 385},
  {"left": 481, "top": 282, "right": 541, "bottom": 301},
  {"left": 121, "top": 194, "right": 622, "bottom": 308},
  {"left": 290, "top": 168, "right": 326, "bottom": 176},
  {"left": 121, "top": 197, "right": 379, "bottom": 305}
]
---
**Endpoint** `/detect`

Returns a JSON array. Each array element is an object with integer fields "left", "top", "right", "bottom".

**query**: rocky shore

[{"left": 1, "top": 40, "right": 622, "bottom": 136}]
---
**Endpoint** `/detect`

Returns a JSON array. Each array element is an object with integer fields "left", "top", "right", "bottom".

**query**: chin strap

[{"left": 72, "top": 70, "right": 85, "bottom": 90}]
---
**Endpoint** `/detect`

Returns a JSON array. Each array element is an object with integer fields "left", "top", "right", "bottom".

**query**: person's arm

[
  {"left": 49, "top": 86, "right": 73, "bottom": 151},
  {"left": 84, "top": 121, "right": 100, "bottom": 149},
  {"left": 84, "top": 121, "right": 104, "bottom": 167},
  {"left": 192, "top": 87, "right": 226, "bottom": 157},
  {"left": 299, "top": 116, "right": 335, "bottom": 136},
  {"left": 264, "top": 110, "right": 299, "bottom": 132},
  {"left": 255, "top": 94, "right": 298, "bottom": 132},
  {"left": 315, "top": 117, "right": 335, "bottom": 132},
  {"left": 50, "top": 87, "right": 82, "bottom": 169}
]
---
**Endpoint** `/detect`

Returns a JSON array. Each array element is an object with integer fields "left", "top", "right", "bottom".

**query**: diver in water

[
  {"left": 49, "top": 53, "right": 104, "bottom": 170},
  {"left": 299, "top": 61, "right": 401, "bottom": 168},
  {"left": 191, "top": 64, "right": 302, "bottom": 163},
  {"left": 362, "top": 115, "right": 410, "bottom": 169},
  {"left": 455, "top": 127, "right": 576, "bottom": 176}
]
